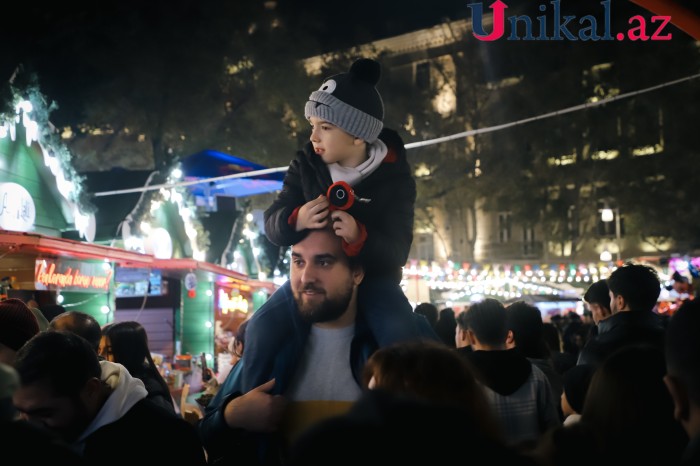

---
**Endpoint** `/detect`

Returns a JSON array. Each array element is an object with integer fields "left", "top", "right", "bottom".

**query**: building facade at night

[
  {"left": 304, "top": 6, "right": 699, "bottom": 272},
  {"left": 301, "top": 5, "right": 700, "bottom": 305}
]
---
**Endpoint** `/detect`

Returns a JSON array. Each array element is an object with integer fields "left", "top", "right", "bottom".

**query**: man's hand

[
  {"left": 331, "top": 210, "right": 360, "bottom": 244},
  {"left": 295, "top": 195, "right": 330, "bottom": 231},
  {"left": 223, "top": 379, "right": 287, "bottom": 432}
]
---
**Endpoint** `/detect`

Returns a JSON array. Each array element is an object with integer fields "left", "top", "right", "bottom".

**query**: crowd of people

[
  {"left": 2, "top": 253, "right": 697, "bottom": 465},
  {"left": 1, "top": 57, "right": 698, "bottom": 465}
]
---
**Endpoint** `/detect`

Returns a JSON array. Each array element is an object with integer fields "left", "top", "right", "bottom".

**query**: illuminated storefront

[
  {"left": 113, "top": 257, "right": 262, "bottom": 370},
  {"left": 213, "top": 278, "right": 276, "bottom": 356},
  {"left": 0, "top": 230, "right": 154, "bottom": 323}
]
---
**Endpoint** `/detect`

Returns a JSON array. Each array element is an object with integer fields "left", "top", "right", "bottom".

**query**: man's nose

[{"left": 300, "top": 265, "right": 317, "bottom": 284}]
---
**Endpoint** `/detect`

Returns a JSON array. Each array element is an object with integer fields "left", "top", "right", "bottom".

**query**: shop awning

[
  {"left": 0, "top": 229, "right": 250, "bottom": 286},
  {"left": 122, "top": 257, "right": 249, "bottom": 284},
  {"left": 0, "top": 230, "right": 155, "bottom": 265}
]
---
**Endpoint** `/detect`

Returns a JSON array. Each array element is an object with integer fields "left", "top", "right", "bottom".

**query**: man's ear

[
  {"left": 664, "top": 374, "right": 690, "bottom": 423},
  {"left": 505, "top": 329, "right": 515, "bottom": 348},
  {"left": 613, "top": 293, "right": 626, "bottom": 312},
  {"left": 457, "top": 328, "right": 469, "bottom": 344},
  {"left": 352, "top": 264, "right": 365, "bottom": 286},
  {"left": 466, "top": 328, "right": 478, "bottom": 346},
  {"left": 353, "top": 137, "right": 365, "bottom": 146},
  {"left": 80, "top": 376, "right": 104, "bottom": 409}
]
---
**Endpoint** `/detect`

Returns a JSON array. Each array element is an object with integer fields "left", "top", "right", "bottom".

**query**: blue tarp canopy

[{"left": 180, "top": 150, "right": 285, "bottom": 198}]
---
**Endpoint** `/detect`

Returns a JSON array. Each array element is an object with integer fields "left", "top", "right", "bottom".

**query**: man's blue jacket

[{"left": 197, "top": 281, "right": 437, "bottom": 465}]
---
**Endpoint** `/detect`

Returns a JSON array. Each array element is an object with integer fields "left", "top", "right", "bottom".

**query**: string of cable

[{"left": 93, "top": 71, "right": 700, "bottom": 198}]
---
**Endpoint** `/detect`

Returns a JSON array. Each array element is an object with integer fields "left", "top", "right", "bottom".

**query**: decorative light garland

[
  {"left": 402, "top": 258, "right": 677, "bottom": 297},
  {"left": 0, "top": 79, "right": 96, "bottom": 239},
  {"left": 121, "top": 166, "right": 210, "bottom": 259}
]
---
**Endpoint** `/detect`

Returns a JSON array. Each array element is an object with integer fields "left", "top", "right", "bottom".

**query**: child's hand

[
  {"left": 296, "top": 195, "right": 330, "bottom": 231},
  {"left": 330, "top": 210, "right": 360, "bottom": 244}
]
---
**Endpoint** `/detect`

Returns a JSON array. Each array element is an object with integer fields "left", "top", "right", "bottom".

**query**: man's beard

[{"left": 295, "top": 280, "right": 355, "bottom": 324}]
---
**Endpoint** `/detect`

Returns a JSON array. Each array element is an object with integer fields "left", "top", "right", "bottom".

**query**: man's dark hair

[
  {"left": 462, "top": 298, "right": 508, "bottom": 346},
  {"left": 414, "top": 303, "right": 439, "bottom": 328},
  {"left": 102, "top": 321, "right": 171, "bottom": 399},
  {"left": 49, "top": 311, "right": 103, "bottom": 353},
  {"left": 606, "top": 263, "right": 661, "bottom": 311},
  {"left": 506, "top": 301, "right": 549, "bottom": 358},
  {"left": 584, "top": 279, "right": 611, "bottom": 310},
  {"left": 15, "top": 331, "right": 101, "bottom": 397}
]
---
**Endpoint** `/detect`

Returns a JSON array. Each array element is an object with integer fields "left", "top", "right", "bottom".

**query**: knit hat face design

[
  {"left": 304, "top": 58, "right": 384, "bottom": 143},
  {"left": 0, "top": 298, "right": 40, "bottom": 351}
]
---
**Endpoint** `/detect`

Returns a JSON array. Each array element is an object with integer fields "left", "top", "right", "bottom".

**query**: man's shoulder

[
  {"left": 85, "top": 399, "right": 193, "bottom": 443},
  {"left": 123, "top": 398, "right": 184, "bottom": 423},
  {"left": 600, "top": 311, "right": 666, "bottom": 340},
  {"left": 528, "top": 362, "right": 553, "bottom": 387},
  {"left": 246, "top": 283, "right": 296, "bottom": 331},
  {"left": 85, "top": 400, "right": 206, "bottom": 464}
]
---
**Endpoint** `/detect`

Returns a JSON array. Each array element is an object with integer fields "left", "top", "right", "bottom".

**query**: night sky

[
  {"left": 2, "top": 0, "right": 470, "bottom": 127},
  {"left": 4, "top": 0, "right": 699, "bottom": 127},
  {"left": 3, "top": 0, "right": 468, "bottom": 82},
  {"left": 5, "top": 0, "right": 700, "bottom": 84}
]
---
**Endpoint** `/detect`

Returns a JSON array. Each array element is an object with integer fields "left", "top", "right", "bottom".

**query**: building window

[
  {"left": 523, "top": 226, "right": 535, "bottom": 255},
  {"left": 415, "top": 233, "right": 434, "bottom": 261},
  {"left": 415, "top": 62, "right": 431, "bottom": 90},
  {"left": 498, "top": 212, "right": 512, "bottom": 243},
  {"left": 568, "top": 205, "right": 579, "bottom": 239}
]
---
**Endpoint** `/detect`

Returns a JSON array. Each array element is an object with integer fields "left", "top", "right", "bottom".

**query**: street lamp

[{"left": 601, "top": 206, "right": 621, "bottom": 262}]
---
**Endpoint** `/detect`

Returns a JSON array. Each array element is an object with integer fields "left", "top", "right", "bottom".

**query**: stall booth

[
  {"left": 0, "top": 230, "right": 154, "bottom": 323},
  {"left": 0, "top": 81, "right": 159, "bottom": 321},
  {"left": 213, "top": 276, "right": 277, "bottom": 374},
  {"left": 113, "top": 257, "right": 251, "bottom": 376}
]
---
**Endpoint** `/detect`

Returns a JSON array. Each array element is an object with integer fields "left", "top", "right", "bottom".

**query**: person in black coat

[
  {"left": 13, "top": 331, "right": 206, "bottom": 465},
  {"left": 664, "top": 299, "right": 700, "bottom": 465},
  {"left": 577, "top": 263, "right": 666, "bottom": 367},
  {"left": 434, "top": 307, "right": 457, "bottom": 347}
]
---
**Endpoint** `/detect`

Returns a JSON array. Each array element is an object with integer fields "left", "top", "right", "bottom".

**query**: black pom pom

[{"left": 349, "top": 58, "right": 381, "bottom": 86}]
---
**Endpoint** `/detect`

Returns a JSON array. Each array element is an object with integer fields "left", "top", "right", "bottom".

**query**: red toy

[{"left": 326, "top": 181, "right": 371, "bottom": 211}]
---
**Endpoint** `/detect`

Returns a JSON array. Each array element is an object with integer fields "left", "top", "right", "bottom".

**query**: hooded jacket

[
  {"left": 465, "top": 349, "right": 561, "bottom": 446},
  {"left": 78, "top": 361, "right": 206, "bottom": 465}
]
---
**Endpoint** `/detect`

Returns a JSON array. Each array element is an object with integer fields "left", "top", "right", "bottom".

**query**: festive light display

[{"left": 0, "top": 82, "right": 96, "bottom": 239}]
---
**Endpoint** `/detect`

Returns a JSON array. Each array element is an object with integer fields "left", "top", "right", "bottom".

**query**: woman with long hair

[{"left": 100, "top": 321, "right": 176, "bottom": 414}]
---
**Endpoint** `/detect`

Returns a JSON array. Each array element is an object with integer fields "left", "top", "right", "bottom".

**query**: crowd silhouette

[{"left": 0, "top": 259, "right": 696, "bottom": 465}]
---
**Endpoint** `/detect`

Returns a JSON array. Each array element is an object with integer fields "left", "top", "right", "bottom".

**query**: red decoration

[{"left": 188, "top": 289, "right": 196, "bottom": 298}]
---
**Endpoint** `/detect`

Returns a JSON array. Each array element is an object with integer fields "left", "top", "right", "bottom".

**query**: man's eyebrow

[
  {"left": 313, "top": 253, "right": 337, "bottom": 262},
  {"left": 290, "top": 251, "right": 337, "bottom": 261}
]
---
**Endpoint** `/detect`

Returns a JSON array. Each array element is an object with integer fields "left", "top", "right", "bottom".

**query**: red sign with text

[{"left": 35, "top": 260, "right": 112, "bottom": 291}]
